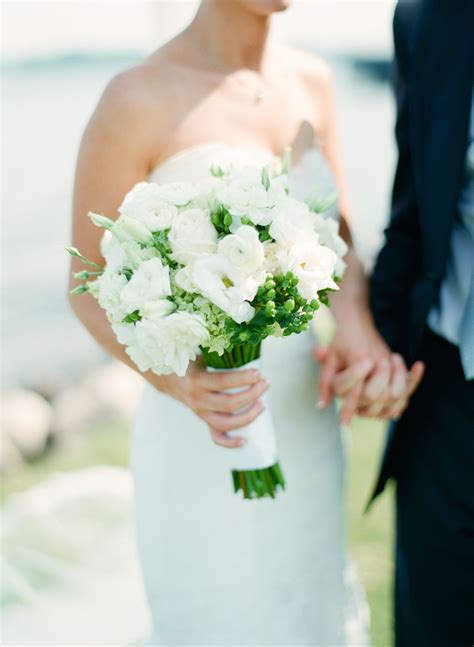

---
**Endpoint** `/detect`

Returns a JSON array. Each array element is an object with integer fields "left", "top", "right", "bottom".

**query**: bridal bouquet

[{"left": 67, "top": 154, "right": 347, "bottom": 500}]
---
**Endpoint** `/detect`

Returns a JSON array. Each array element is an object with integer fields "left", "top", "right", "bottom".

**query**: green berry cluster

[{"left": 226, "top": 271, "right": 321, "bottom": 347}]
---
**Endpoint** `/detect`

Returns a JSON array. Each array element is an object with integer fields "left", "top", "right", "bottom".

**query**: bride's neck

[{"left": 187, "top": 0, "right": 271, "bottom": 72}]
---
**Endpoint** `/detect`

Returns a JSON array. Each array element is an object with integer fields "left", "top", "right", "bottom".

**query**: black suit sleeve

[{"left": 370, "top": 2, "right": 423, "bottom": 356}]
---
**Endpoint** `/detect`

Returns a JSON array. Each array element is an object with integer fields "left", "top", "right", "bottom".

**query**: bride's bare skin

[{"left": 70, "top": 0, "right": 413, "bottom": 444}]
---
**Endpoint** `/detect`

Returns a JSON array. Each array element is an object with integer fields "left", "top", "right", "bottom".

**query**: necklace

[{"left": 187, "top": 30, "right": 267, "bottom": 104}]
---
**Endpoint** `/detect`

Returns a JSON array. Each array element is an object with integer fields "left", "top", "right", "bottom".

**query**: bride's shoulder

[{"left": 280, "top": 45, "right": 334, "bottom": 96}]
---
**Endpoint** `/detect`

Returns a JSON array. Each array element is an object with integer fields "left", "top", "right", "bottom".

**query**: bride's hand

[{"left": 157, "top": 358, "right": 269, "bottom": 448}]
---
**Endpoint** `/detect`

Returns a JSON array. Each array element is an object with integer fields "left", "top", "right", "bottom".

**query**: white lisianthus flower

[
  {"left": 312, "top": 214, "right": 348, "bottom": 276},
  {"left": 217, "top": 175, "right": 285, "bottom": 227},
  {"left": 120, "top": 241, "right": 159, "bottom": 269},
  {"left": 169, "top": 208, "right": 218, "bottom": 264},
  {"left": 277, "top": 244, "right": 339, "bottom": 301},
  {"left": 262, "top": 241, "right": 281, "bottom": 274},
  {"left": 218, "top": 225, "right": 265, "bottom": 274},
  {"left": 174, "top": 266, "right": 197, "bottom": 293},
  {"left": 95, "top": 270, "right": 128, "bottom": 323},
  {"left": 191, "top": 254, "right": 259, "bottom": 323},
  {"left": 269, "top": 197, "right": 317, "bottom": 248},
  {"left": 111, "top": 216, "right": 154, "bottom": 246},
  {"left": 128, "top": 311, "right": 209, "bottom": 376},
  {"left": 120, "top": 257, "right": 171, "bottom": 314},
  {"left": 100, "top": 231, "right": 126, "bottom": 272},
  {"left": 119, "top": 182, "right": 178, "bottom": 232}
]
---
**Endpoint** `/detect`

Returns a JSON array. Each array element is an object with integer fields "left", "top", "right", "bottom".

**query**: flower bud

[
  {"left": 88, "top": 212, "right": 115, "bottom": 230},
  {"left": 267, "top": 289, "right": 276, "bottom": 300},
  {"left": 223, "top": 213, "right": 233, "bottom": 227},
  {"left": 112, "top": 216, "right": 154, "bottom": 245},
  {"left": 310, "top": 299, "right": 320, "bottom": 310},
  {"left": 284, "top": 299, "right": 295, "bottom": 312},
  {"left": 265, "top": 279, "right": 276, "bottom": 290}
]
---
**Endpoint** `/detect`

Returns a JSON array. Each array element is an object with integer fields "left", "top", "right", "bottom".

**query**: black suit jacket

[{"left": 369, "top": 0, "right": 474, "bottom": 500}]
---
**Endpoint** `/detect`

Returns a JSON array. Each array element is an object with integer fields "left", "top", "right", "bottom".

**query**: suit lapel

[{"left": 411, "top": 0, "right": 474, "bottom": 282}]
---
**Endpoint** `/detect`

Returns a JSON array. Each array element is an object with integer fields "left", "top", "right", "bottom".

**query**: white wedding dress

[{"left": 131, "top": 143, "right": 369, "bottom": 646}]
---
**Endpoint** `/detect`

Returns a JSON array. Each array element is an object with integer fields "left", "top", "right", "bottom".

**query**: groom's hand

[{"left": 313, "top": 316, "right": 425, "bottom": 425}]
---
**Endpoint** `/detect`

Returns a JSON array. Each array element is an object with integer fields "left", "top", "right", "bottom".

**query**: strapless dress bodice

[{"left": 147, "top": 142, "right": 339, "bottom": 220}]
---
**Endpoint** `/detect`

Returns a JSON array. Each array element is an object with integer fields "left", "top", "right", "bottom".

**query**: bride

[{"left": 70, "top": 0, "right": 371, "bottom": 644}]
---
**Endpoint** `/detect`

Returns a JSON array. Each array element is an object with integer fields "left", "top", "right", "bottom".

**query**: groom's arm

[{"left": 369, "top": 2, "right": 423, "bottom": 356}]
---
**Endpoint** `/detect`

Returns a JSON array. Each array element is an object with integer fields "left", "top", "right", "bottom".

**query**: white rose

[
  {"left": 269, "top": 197, "right": 317, "bottom": 248},
  {"left": 119, "top": 182, "right": 178, "bottom": 232},
  {"left": 95, "top": 270, "right": 128, "bottom": 323},
  {"left": 129, "top": 311, "right": 209, "bottom": 376},
  {"left": 191, "top": 253, "right": 259, "bottom": 323},
  {"left": 277, "top": 244, "right": 339, "bottom": 301},
  {"left": 218, "top": 225, "right": 264, "bottom": 274},
  {"left": 120, "top": 257, "right": 171, "bottom": 314},
  {"left": 169, "top": 208, "right": 218, "bottom": 264},
  {"left": 312, "top": 214, "right": 348, "bottom": 276}
]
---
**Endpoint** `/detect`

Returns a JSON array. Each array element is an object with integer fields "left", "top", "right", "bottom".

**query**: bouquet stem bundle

[{"left": 202, "top": 343, "right": 286, "bottom": 500}]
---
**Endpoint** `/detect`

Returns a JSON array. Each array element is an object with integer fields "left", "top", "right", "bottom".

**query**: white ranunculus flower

[
  {"left": 111, "top": 322, "right": 137, "bottom": 346},
  {"left": 277, "top": 244, "right": 339, "bottom": 301},
  {"left": 169, "top": 208, "right": 218, "bottom": 264},
  {"left": 120, "top": 257, "right": 171, "bottom": 314},
  {"left": 312, "top": 214, "right": 348, "bottom": 276},
  {"left": 111, "top": 216, "right": 154, "bottom": 246},
  {"left": 191, "top": 253, "right": 260, "bottom": 323},
  {"left": 119, "top": 182, "right": 178, "bottom": 232},
  {"left": 218, "top": 225, "right": 264, "bottom": 274},
  {"left": 155, "top": 181, "right": 199, "bottom": 206},
  {"left": 96, "top": 270, "right": 128, "bottom": 323},
  {"left": 128, "top": 311, "right": 209, "bottom": 376},
  {"left": 269, "top": 197, "right": 317, "bottom": 248}
]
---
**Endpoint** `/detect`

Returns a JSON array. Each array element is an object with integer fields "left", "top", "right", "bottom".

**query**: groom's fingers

[
  {"left": 406, "top": 361, "right": 425, "bottom": 397},
  {"left": 361, "top": 358, "right": 391, "bottom": 402},
  {"left": 332, "top": 358, "right": 374, "bottom": 396},
  {"left": 339, "top": 381, "right": 364, "bottom": 426},
  {"left": 389, "top": 354, "right": 408, "bottom": 400}
]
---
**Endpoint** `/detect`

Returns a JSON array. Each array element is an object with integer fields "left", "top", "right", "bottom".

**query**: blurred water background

[{"left": 2, "top": 0, "right": 396, "bottom": 389}]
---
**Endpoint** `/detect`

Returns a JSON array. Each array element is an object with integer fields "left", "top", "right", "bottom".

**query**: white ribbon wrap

[{"left": 208, "top": 359, "right": 278, "bottom": 471}]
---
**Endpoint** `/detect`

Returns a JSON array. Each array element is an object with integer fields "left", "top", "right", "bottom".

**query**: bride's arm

[
  {"left": 69, "top": 70, "right": 267, "bottom": 447},
  {"left": 303, "top": 59, "right": 420, "bottom": 423}
]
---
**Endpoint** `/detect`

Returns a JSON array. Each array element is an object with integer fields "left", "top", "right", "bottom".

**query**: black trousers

[{"left": 394, "top": 330, "right": 474, "bottom": 647}]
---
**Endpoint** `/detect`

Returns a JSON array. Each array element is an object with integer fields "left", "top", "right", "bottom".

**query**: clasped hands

[{"left": 314, "top": 313, "right": 425, "bottom": 426}]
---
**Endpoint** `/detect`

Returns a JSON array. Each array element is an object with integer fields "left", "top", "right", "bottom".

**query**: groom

[{"left": 319, "top": 1, "right": 474, "bottom": 645}]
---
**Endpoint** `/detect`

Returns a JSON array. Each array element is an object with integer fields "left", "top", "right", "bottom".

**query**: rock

[
  {"left": 0, "top": 431, "right": 23, "bottom": 473},
  {"left": 1, "top": 390, "right": 53, "bottom": 460},
  {"left": 82, "top": 361, "right": 143, "bottom": 422}
]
